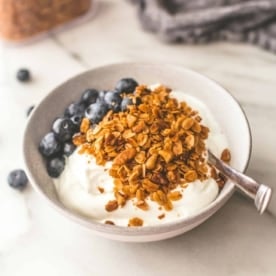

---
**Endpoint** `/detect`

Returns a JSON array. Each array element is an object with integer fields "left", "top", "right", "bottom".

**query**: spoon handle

[{"left": 208, "top": 150, "right": 272, "bottom": 214}]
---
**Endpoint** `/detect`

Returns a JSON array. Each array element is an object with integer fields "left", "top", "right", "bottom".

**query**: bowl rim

[{"left": 23, "top": 62, "right": 252, "bottom": 237}]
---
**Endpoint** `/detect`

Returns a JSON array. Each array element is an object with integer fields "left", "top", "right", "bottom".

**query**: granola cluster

[{"left": 73, "top": 84, "right": 214, "bottom": 222}]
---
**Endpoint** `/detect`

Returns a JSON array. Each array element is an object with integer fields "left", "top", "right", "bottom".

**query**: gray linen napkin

[{"left": 130, "top": 0, "right": 276, "bottom": 52}]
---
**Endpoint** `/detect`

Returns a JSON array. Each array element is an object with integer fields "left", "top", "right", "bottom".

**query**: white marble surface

[{"left": 1, "top": 0, "right": 276, "bottom": 275}]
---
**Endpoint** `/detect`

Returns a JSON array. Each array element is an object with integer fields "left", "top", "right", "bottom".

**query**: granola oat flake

[{"left": 53, "top": 84, "right": 230, "bottom": 227}]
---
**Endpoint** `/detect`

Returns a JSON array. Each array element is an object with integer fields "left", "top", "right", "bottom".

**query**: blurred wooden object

[{"left": 0, "top": 0, "right": 91, "bottom": 41}]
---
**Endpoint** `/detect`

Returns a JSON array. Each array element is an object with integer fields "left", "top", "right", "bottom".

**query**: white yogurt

[{"left": 54, "top": 90, "right": 228, "bottom": 226}]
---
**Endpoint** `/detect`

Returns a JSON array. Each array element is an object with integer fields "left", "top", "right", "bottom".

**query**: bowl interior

[{"left": 23, "top": 63, "right": 251, "bottom": 241}]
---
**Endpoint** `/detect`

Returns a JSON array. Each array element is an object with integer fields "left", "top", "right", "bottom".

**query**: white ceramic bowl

[{"left": 23, "top": 63, "right": 251, "bottom": 242}]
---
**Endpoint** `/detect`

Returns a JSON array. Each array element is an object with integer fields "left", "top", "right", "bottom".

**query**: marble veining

[{"left": 0, "top": 0, "right": 276, "bottom": 275}]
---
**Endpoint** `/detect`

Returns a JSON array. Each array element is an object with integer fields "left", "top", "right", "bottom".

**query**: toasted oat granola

[
  {"left": 128, "top": 217, "right": 144, "bottom": 227},
  {"left": 73, "top": 84, "right": 230, "bottom": 218}
]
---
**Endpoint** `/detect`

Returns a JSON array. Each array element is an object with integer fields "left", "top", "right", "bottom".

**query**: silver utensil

[{"left": 208, "top": 150, "right": 272, "bottom": 214}]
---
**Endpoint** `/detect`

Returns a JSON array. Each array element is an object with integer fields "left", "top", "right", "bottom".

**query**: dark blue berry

[
  {"left": 115, "top": 78, "right": 138, "bottom": 94},
  {"left": 52, "top": 117, "right": 75, "bottom": 142},
  {"left": 104, "top": 91, "right": 122, "bottom": 112},
  {"left": 81, "top": 89, "right": 99, "bottom": 106},
  {"left": 70, "top": 114, "right": 83, "bottom": 130},
  {"left": 7, "top": 169, "right": 28, "bottom": 190},
  {"left": 134, "top": 97, "right": 142, "bottom": 105},
  {"left": 17, "top": 69, "right": 31, "bottom": 82},
  {"left": 85, "top": 102, "right": 109, "bottom": 124},
  {"left": 39, "top": 132, "right": 61, "bottom": 157},
  {"left": 46, "top": 156, "right": 65, "bottom": 178},
  {"left": 97, "top": 90, "right": 106, "bottom": 102},
  {"left": 64, "top": 102, "right": 85, "bottom": 117},
  {"left": 63, "top": 142, "right": 76, "bottom": 157},
  {"left": 26, "top": 105, "right": 35, "bottom": 117},
  {"left": 121, "top": 97, "right": 133, "bottom": 111}
]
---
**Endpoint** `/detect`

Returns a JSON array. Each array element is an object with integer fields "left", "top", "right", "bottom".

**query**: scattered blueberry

[
  {"left": 63, "top": 142, "right": 76, "bottom": 157},
  {"left": 52, "top": 117, "right": 75, "bottom": 142},
  {"left": 46, "top": 156, "right": 65, "bottom": 178},
  {"left": 7, "top": 169, "right": 28, "bottom": 190},
  {"left": 104, "top": 91, "right": 122, "bottom": 112},
  {"left": 115, "top": 78, "right": 138, "bottom": 94},
  {"left": 16, "top": 68, "right": 31, "bottom": 82},
  {"left": 81, "top": 89, "right": 99, "bottom": 106},
  {"left": 26, "top": 105, "right": 35, "bottom": 117},
  {"left": 64, "top": 102, "right": 85, "bottom": 117},
  {"left": 85, "top": 101, "right": 109, "bottom": 124},
  {"left": 39, "top": 132, "right": 62, "bottom": 157}
]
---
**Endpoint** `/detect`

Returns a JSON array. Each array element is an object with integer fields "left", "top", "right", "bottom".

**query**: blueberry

[
  {"left": 26, "top": 105, "right": 35, "bottom": 117},
  {"left": 104, "top": 91, "right": 122, "bottom": 112},
  {"left": 39, "top": 132, "right": 61, "bottom": 157},
  {"left": 97, "top": 90, "right": 106, "bottom": 102},
  {"left": 81, "top": 89, "right": 99, "bottom": 106},
  {"left": 85, "top": 102, "right": 109, "bottom": 124},
  {"left": 135, "top": 97, "right": 142, "bottom": 105},
  {"left": 120, "top": 97, "right": 133, "bottom": 111},
  {"left": 52, "top": 117, "right": 75, "bottom": 142},
  {"left": 70, "top": 114, "right": 83, "bottom": 130},
  {"left": 64, "top": 102, "right": 85, "bottom": 117},
  {"left": 16, "top": 68, "right": 31, "bottom": 82},
  {"left": 7, "top": 169, "right": 28, "bottom": 190},
  {"left": 115, "top": 78, "right": 138, "bottom": 94},
  {"left": 63, "top": 142, "right": 76, "bottom": 157},
  {"left": 46, "top": 156, "right": 65, "bottom": 178}
]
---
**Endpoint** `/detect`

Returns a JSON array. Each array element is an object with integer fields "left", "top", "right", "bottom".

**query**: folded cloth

[{"left": 130, "top": 0, "right": 276, "bottom": 52}]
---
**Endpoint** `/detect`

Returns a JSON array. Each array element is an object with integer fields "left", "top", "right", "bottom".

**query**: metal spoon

[{"left": 208, "top": 150, "right": 272, "bottom": 214}]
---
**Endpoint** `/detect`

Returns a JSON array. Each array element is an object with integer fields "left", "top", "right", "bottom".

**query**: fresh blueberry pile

[{"left": 39, "top": 78, "right": 139, "bottom": 178}]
